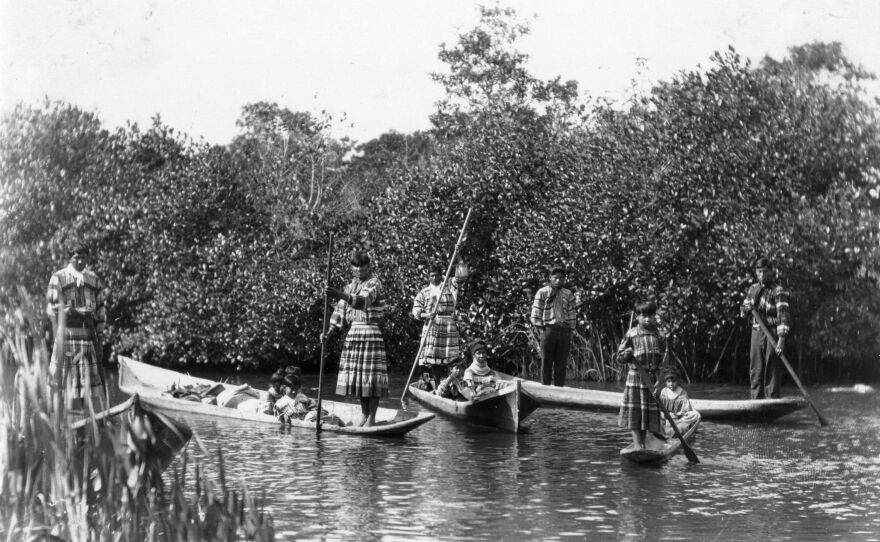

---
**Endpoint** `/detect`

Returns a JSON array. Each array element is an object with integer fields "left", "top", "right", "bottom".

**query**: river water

[{"left": 112, "top": 373, "right": 880, "bottom": 541}]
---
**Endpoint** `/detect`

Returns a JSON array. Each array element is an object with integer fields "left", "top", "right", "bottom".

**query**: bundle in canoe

[
  {"left": 505, "top": 375, "right": 806, "bottom": 422},
  {"left": 72, "top": 394, "right": 193, "bottom": 474},
  {"left": 620, "top": 412, "right": 702, "bottom": 464},
  {"left": 118, "top": 356, "right": 434, "bottom": 437},
  {"left": 404, "top": 378, "right": 540, "bottom": 433}
]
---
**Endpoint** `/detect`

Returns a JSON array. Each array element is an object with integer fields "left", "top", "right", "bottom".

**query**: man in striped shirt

[
  {"left": 530, "top": 266, "right": 579, "bottom": 386},
  {"left": 741, "top": 257, "right": 791, "bottom": 399}
]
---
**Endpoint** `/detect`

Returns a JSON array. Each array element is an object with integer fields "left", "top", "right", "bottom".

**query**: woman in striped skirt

[
  {"left": 616, "top": 301, "right": 664, "bottom": 450},
  {"left": 324, "top": 250, "right": 389, "bottom": 427},
  {"left": 411, "top": 264, "right": 466, "bottom": 386},
  {"left": 46, "top": 242, "right": 106, "bottom": 409}
]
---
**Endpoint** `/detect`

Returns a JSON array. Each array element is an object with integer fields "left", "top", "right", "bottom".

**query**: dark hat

[
  {"left": 68, "top": 241, "right": 90, "bottom": 257},
  {"left": 469, "top": 340, "right": 487, "bottom": 355},
  {"left": 350, "top": 250, "right": 371, "bottom": 266},
  {"left": 270, "top": 370, "right": 285, "bottom": 385},
  {"left": 754, "top": 256, "right": 772, "bottom": 269},
  {"left": 549, "top": 265, "right": 567, "bottom": 276},
  {"left": 284, "top": 365, "right": 302, "bottom": 376},
  {"left": 283, "top": 374, "right": 300, "bottom": 388},
  {"left": 429, "top": 264, "right": 444, "bottom": 275},
  {"left": 663, "top": 368, "right": 679, "bottom": 381}
]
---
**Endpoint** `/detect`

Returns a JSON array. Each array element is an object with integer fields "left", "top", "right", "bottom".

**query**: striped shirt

[
  {"left": 46, "top": 264, "right": 106, "bottom": 335},
  {"left": 530, "top": 286, "right": 576, "bottom": 329},
  {"left": 617, "top": 324, "right": 666, "bottom": 372},
  {"left": 745, "top": 283, "right": 791, "bottom": 337},
  {"left": 330, "top": 276, "right": 384, "bottom": 328},
  {"left": 412, "top": 278, "right": 462, "bottom": 318}
]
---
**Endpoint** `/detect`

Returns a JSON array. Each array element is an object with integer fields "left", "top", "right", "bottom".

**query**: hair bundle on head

[
  {"left": 635, "top": 300, "right": 657, "bottom": 316},
  {"left": 349, "top": 250, "right": 371, "bottom": 266}
]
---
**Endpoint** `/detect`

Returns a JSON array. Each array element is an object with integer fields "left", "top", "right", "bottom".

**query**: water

[{"left": 112, "top": 374, "right": 880, "bottom": 541}]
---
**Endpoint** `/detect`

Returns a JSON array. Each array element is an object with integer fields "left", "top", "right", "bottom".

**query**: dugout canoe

[
  {"left": 72, "top": 394, "right": 192, "bottom": 473},
  {"left": 620, "top": 412, "right": 702, "bottom": 464},
  {"left": 508, "top": 376, "right": 806, "bottom": 421},
  {"left": 404, "top": 378, "right": 540, "bottom": 433},
  {"left": 118, "top": 356, "right": 434, "bottom": 437}
]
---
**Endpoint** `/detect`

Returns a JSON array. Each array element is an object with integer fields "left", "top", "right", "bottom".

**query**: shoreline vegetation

[
  {"left": 0, "top": 301, "right": 275, "bottom": 541},
  {"left": 2, "top": 7, "right": 878, "bottom": 384}
]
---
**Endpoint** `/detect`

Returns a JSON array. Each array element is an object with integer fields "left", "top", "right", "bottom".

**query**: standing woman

[
  {"left": 46, "top": 241, "right": 106, "bottom": 409},
  {"left": 411, "top": 264, "right": 466, "bottom": 386},
  {"left": 323, "top": 250, "right": 389, "bottom": 427}
]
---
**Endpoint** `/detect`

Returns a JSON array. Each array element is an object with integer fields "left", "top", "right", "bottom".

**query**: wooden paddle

[
  {"left": 631, "top": 362, "right": 700, "bottom": 464},
  {"left": 751, "top": 309, "right": 829, "bottom": 427},
  {"left": 315, "top": 232, "right": 334, "bottom": 432},
  {"left": 401, "top": 207, "right": 474, "bottom": 405}
]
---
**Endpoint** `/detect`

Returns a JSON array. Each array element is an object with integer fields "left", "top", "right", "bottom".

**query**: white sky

[{"left": 2, "top": 0, "right": 879, "bottom": 145}]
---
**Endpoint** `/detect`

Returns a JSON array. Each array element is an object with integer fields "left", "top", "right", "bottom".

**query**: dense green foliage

[{"left": 2, "top": 7, "right": 878, "bottom": 382}]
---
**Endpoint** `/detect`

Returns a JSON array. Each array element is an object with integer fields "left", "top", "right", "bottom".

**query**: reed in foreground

[{"left": 0, "top": 297, "right": 275, "bottom": 541}]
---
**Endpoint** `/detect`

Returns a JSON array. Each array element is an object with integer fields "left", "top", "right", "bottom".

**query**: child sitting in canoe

[
  {"left": 616, "top": 300, "right": 665, "bottom": 450},
  {"left": 416, "top": 371, "right": 435, "bottom": 392},
  {"left": 258, "top": 369, "right": 285, "bottom": 415},
  {"left": 274, "top": 374, "right": 344, "bottom": 426},
  {"left": 463, "top": 340, "right": 501, "bottom": 398},
  {"left": 659, "top": 369, "right": 699, "bottom": 436},
  {"left": 435, "top": 361, "right": 466, "bottom": 401}
]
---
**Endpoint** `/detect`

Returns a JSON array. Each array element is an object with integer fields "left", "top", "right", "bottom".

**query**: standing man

[
  {"left": 530, "top": 265, "right": 578, "bottom": 386},
  {"left": 46, "top": 241, "right": 107, "bottom": 408},
  {"left": 741, "top": 257, "right": 791, "bottom": 399}
]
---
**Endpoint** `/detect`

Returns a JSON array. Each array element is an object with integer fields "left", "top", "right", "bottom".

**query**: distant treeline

[{"left": 2, "top": 7, "right": 879, "bottom": 383}]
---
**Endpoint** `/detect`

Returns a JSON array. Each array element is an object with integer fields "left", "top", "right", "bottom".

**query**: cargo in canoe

[
  {"left": 620, "top": 412, "right": 702, "bottom": 464},
  {"left": 506, "top": 375, "right": 806, "bottom": 422},
  {"left": 118, "top": 356, "right": 434, "bottom": 437},
  {"left": 404, "top": 378, "right": 540, "bottom": 433}
]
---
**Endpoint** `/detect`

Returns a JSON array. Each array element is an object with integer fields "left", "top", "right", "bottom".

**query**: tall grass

[{"left": 0, "top": 295, "right": 275, "bottom": 541}]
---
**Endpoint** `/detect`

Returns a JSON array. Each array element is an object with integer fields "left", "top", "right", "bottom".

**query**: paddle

[
  {"left": 400, "top": 207, "right": 474, "bottom": 405},
  {"left": 85, "top": 312, "right": 110, "bottom": 409},
  {"left": 751, "top": 309, "right": 829, "bottom": 427},
  {"left": 315, "top": 232, "right": 334, "bottom": 432},
  {"left": 631, "top": 363, "right": 700, "bottom": 464}
]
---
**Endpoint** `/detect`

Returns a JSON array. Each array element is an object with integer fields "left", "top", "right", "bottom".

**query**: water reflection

[{"left": 106, "top": 372, "right": 880, "bottom": 541}]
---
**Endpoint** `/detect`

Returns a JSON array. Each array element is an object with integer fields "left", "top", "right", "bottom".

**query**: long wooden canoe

[
  {"left": 404, "top": 378, "right": 540, "bottom": 433},
  {"left": 509, "top": 376, "right": 806, "bottom": 421},
  {"left": 118, "top": 356, "right": 434, "bottom": 437},
  {"left": 72, "top": 394, "right": 192, "bottom": 474},
  {"left": 620, "top": 412, "right": 702, "bottom": 464}
]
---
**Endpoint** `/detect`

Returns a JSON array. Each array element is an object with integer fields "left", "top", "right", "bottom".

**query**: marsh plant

[{"left": 0, "top": 298, "right": 275, "bottom": 541}]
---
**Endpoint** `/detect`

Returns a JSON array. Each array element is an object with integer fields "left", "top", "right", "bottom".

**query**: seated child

[
  {"left": 463, "top": 340, "right": 499, "bottom": 398},
  {"left": 616, "top": 300, "right": 665, "bottom": 450},
  {"left": 416, "top": 371, "right": 435, "bottom": 392},
  {"left": 274, "top": 375, "right": 344, "bottom": 426},
  {"left": 435, "top": 362, "right": 466, "bottom": 401},
  {"left": 257, "top": 369, "right": 285, "bottom": 415},
  {"left": 659, "top": 369, "right": 700, "bottom": 435}
]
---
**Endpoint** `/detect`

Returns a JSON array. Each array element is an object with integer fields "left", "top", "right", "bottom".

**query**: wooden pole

[
  {"left": 401, "top": 208, "right": 474, "bottom": 405},
  {"left": 751, "top": 309, "right": 829, "bottom": 427},
  {"left": 632, "top": 363, "right": 700, "bottom": 464},
  {"left": 315, "top": 233, "right": 334, "bottom": 432}
]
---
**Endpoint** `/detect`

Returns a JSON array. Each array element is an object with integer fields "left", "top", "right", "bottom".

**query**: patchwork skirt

[
  {"left": 618, "top": 369, "right": 660, "bottom": 432},
  {"left": 336, "top": 323, "right": 389, "bottom": 398},
  {"left": 49, "top": 326, "right": 102, "bottom": 400},
  {"left": 417, "top": 314, "right": 462, "bottom": 366}
]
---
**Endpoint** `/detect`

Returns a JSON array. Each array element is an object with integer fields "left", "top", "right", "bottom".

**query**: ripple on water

[{"left": 141, "top": 380, "right": 880, "bottom": 542}]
